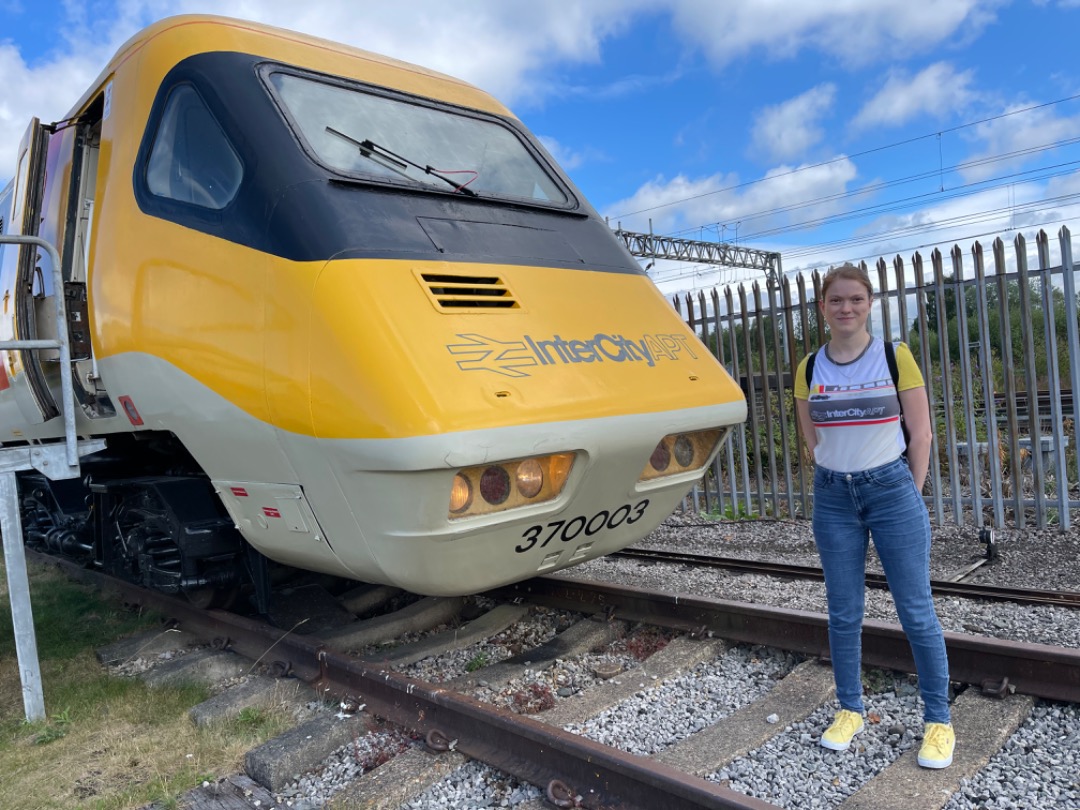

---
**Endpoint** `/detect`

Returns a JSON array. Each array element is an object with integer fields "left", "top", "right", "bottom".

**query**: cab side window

[{"left": 146, "top": 85, "right": 242, "bottom": 210}]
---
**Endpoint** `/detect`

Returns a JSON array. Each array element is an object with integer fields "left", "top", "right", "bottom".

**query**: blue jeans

[{"left": 812, "top": 458, "right": 951, "bottom": 724}]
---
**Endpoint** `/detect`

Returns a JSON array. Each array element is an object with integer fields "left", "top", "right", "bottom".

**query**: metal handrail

[
  {"left": 0, "top": 234, "right": 79, "bottom": 470},
  {"left": 0, "top": 233, "right": 88, "bottom": 722}
]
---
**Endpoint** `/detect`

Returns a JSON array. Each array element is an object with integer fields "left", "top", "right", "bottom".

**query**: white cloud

[
  {"left": 0, "top": 1, "right": 1011, "bottom": 185},
  {"left": 853, "top": 62, "right": 976, "bottom": 129},
  {"left": 961, "top": 103, "right": 1080, "bottom": 182},
  {"left": 750, "top": 84, "right": 836, "bottom": 164},
  {"left": 1044, "top": 166, "right": 1080, "bottom": 198},
  {"left": 744, "top": 158, "right": 860, "bottom": 232},
  {"left": 151, "top": 0, "right": 648, "bottom": 107},
  {"left": 618, "top": 160, "right": 1080, "bottom": 295},
  {"left": 665, "top": 0, "right": 1004, "bottom": 68},
  {"left": 604, "top": 156, "right": 858, "bottom": 237},
  {"left": 776, "top": 179, "right": 1080, "bottom": 277},
  {"left": 1, "top": 0, "right": 651, "bottom": 182},
  {"left": 0, "top": 40, "right": 109, "bottom": 176},
  {"left": 603, "top": 171, "right": 744, "bottom": 234}
]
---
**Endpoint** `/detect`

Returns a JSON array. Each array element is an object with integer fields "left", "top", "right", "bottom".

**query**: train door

[
  {"left": 7, "top": 95, "right": 114, "bottom": 424},
  {"left": 47, "top": 93, "right": 114, "bottom": 418},
  {"left": 6, "top": 117, "right": 59, "bottom": 423}
]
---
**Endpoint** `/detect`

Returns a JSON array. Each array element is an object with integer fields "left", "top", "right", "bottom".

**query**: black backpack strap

[
  {"left": 884, "top": 340, "right": 900, "bottom": 386},
  {"left": 804, "top": 348, "right": 818, "bottom": 389},
  {"left": 885, "top": 340, "right": 910, "bottom": 451}
]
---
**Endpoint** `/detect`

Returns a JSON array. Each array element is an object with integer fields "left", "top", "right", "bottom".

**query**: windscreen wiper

[{"left": 325, "top": 127, "right": 478, "bottom": 196}]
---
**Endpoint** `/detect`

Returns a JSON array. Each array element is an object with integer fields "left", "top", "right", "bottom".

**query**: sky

[{"left": 2, "top": 0, "right": 1080, "bottom": 299}]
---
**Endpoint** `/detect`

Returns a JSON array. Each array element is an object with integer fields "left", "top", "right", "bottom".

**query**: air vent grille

[{"left": 420, "top": 273, "right": 520, "bottom": 310}]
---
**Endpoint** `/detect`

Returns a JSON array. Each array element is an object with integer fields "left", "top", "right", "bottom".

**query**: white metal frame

[{"left": 0, "top": 234, "right": 104, "bottom": 721}]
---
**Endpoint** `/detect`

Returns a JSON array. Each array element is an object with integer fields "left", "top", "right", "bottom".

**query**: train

[{"left": 0, "top": 15, "right": 746, "bottom": 610}]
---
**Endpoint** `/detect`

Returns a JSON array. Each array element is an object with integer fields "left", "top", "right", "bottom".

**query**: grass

[
  {"left": 464, "top": 651, "right": 489, "bottom": 672},
  {"left": 0, "top": 555, "right": 297, "bottom": 809},
  {"left": 699, "top": 503, "right": 759, "bottom": 521}
]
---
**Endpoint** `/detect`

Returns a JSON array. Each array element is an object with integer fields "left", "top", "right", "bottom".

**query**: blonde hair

[{"left": 821, "top": 263, "right": 872, "bottom": 298}]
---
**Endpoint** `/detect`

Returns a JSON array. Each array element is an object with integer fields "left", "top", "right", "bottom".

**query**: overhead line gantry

[{"left": 613, "top": 228, "right": 783, "bottom": 290}]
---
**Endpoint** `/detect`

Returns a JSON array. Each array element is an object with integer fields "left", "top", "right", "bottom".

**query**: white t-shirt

[{"left": 794, "top": 337, "right": 923, "bottom": 473}]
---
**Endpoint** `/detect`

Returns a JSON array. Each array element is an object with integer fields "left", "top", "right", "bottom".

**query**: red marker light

[
  {"left": 479, "top": 466, "right": 510, "bottom": 505},
  {"left": 118, "top": 395, "right": 144, "bottom": 425}
]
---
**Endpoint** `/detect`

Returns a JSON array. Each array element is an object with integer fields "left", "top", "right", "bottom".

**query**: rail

[
  {"left": 38, "top": 552, "right": 1080, "bottom": 805},
  {"left": 500, "top": 577, "right": 1080, "bottom": 704},
  {"left": 40, "top": 553, "right": 777, "bottom": 810},
  {"left": 610, "top": 548, "right": 1080, "bottom": 609}
]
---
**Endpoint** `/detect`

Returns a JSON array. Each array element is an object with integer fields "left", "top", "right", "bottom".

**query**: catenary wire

[
  {"left": 665, "top": 136, "right": 1080, "bottom": 239},
  {"left": 611, "top": 91, "right": 1080, "bottom": 221},
  {"left": 650, "top": 204, "right": 1079, "bottom": 289}
]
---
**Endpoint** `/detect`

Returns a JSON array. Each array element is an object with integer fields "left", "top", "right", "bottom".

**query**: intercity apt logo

[{"left": 445, "top": 332, "right": 699, "bottom": 378}]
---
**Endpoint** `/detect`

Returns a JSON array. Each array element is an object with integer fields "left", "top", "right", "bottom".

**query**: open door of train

[
  {"left": 39, "top": 92, "right": 115, "bottom": 419},
  {"left": 1, "top": 101, "right": 114, "bottom": 426},
  {"left": 2, "top": 117, "right": 59, "bottom": 424}
]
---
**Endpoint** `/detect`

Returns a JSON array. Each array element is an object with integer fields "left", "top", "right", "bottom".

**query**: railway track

[
  {"left": 32, "top": 551, "right": 1080, "bottom": 809},
  {"left": 609, "top": 548, "right": 1080, "bottom": 609}
]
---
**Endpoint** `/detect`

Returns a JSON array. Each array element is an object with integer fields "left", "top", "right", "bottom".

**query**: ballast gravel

[
  {"left": 400, "top": 645, "right": 797, "bottom": 810},
  {"left": 272, "top": 513, "right": 1080, "bottom": 809},
  {"left": 565, "top": 645, "right": 796, "bottom": 755},
  {"left": 395, "top": 605, "right": 573, "bottom": 683},
  {"left": 277, "top": 729, "right": 416, "bottom": 809},
  {"left": 943, "top": 702, "right": 1080, "bottom": 810},
  {"left": 711, "top": 694, "right": 924, "bottom": 806}
]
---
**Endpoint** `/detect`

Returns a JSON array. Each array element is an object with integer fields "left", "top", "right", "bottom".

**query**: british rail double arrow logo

[{"left": 446, "top": 334, "right": 539, "bottom": 377}]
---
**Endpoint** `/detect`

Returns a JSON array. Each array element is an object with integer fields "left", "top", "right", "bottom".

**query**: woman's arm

[
  {"left": 795, "top": 397, "right": 817, "bottom": 456},
  {"left": 899, "top": 385, "right": 933, "bottom": 489}
]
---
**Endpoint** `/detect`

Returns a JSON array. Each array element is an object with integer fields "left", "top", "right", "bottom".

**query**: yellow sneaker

[
  {"left": 918, "top": 722, "right": 955, "bottom": 768},
  {"left": 820, "top": 709, "right": 864, "bottom": 751}
]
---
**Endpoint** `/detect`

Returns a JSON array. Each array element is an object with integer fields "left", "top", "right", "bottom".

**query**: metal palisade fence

[{"left": 676, "top": 225, "right": 1080, "bottom": 531}]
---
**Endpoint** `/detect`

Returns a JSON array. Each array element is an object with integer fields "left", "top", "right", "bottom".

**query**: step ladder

[{"left": 1, "top": 234, "right": 104, "bottom": 721}]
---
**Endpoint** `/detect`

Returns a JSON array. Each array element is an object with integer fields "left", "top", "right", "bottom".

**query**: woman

[{"left": 794, "top": 263, "right": 954, "bottom": 769}]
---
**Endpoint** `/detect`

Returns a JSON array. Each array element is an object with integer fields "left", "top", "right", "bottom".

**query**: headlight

[
  {"left": 649, "top": 441, "right": 671, "bottom": 472},
  {"left": 638, "top": 428, "right": 727, "bottom": 482},
  {"left": 448, "top": 452, "right": 576, "bottom": 519},
  {"left": 480, "top": 466, "right": 511, "bottom": 505},
  {"left": 673, "top": 435, "right": 695, "bottom": 467},
  {"left": 449, "top": 474, "right": 473, "bottom": 513},
  {"left": 515, "top": 458, "right": 544, "bottom": 498}
]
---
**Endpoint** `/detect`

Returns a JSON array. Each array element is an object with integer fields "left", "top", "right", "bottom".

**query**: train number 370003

[{"left": 515, "top": 499, "right": 650, "bottom": 553}]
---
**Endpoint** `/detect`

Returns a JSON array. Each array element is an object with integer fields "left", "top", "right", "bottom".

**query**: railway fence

[{"left": 676, "top": 224, "right": 1080, "bottom": 531}]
